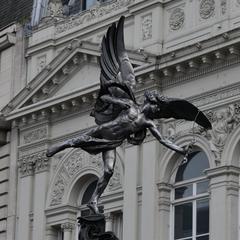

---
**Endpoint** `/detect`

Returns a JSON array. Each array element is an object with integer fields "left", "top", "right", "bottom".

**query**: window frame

[{"left": 170, "top": 156, "right": 210, "bottom": 240}]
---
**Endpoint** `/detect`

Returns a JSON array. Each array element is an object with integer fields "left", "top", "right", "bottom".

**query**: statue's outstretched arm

[
  {"left": 100, "top": 95, "right": 132, "bottom": 109},
  {"left": 148, "top": 122, "right": 186, "bottom": 155}
]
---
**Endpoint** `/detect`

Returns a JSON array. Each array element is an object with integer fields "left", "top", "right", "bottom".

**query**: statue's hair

[{"left": 144, "top": 90, "right": 167, "bottom": 105}]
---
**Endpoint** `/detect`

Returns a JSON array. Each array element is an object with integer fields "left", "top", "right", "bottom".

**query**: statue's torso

[{"left": 92, "top": 104, "right": 147, "bottom": 140}]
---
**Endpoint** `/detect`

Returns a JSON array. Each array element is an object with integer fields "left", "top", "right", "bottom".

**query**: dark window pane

[
  {"left": 176, "top": 152, "right": 209, "bottom": 182},
  {"left": 81, "top": 180, "right": 97, "bottom": 204},
  {"left": 197, "top": 181, "right": 209, "bottom": 194},
  {"left": 196, "top": 235, "right": 209, "bottom": 240},
  {"left": 175, "top": 185, "right": 193, "bottom": 199},
  {"left": 174, "top": 203, "right": 193, "bottom": 239},
  {"left": 197, "top": 199, "right": 209, "bottom": 235}
]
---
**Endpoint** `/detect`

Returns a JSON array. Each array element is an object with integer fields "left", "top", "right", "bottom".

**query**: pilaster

[
  {"left": 157, "top": 182, "right": 172, "bottom": 240},
  {"left": 105, "top": 212, "right": 113, "bottom": 232},
  {"left": 205, "top": 166, "right": 240, "bottom": 240},
  {"left": 141, "top": 140, "right": 157, "bottom": 240},
  {"left": 122, "top": 145, "right": 139, "bottom": 240},
  {"left": 6, "top": 124, "right": 18, "bottom": 240},
  {"left": 61, "top": 222, "right": 75, "bottom": 240}
]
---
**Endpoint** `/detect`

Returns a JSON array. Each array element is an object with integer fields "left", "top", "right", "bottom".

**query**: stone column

[
  {"left": 123, "top": 145, "right": 139, "bottom": 240},
  {"left": 105, "top": 212, "right": 113, "bottom": 232},
  {"left": 205, "top": 166, "right": 240, "bottom": 240},
  {"left": 61, "top": 223, "right": 75, "bottom": 240},
  {"left": 157, "top": 182, "right": 172, "bottom": 240}
]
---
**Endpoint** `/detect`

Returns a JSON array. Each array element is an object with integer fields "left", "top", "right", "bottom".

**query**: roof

[{"left": 0, "top": 0, "right": 33, "bottom": 30}]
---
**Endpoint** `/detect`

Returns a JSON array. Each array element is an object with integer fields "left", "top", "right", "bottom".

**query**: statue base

[{"left": 78, "top": 214, "right": 119, "bottom": 240}]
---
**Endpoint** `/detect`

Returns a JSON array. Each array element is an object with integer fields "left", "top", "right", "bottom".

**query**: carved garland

[{"left": 50, "top": 149, "right": 123, "bottom": 206}]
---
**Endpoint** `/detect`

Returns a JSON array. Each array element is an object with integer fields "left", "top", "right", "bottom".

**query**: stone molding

[
  {"left": 18, "top": 150, "right": 49, "bottom": 177},
  {"left": 205, "top": 165, "right": 240, "bottom": 178},
  {"left": 157, "top": 182, "right": 172, "bottom": 211},
  {"left": 0, "top": 33, "right": 16, "bottom": 51},
  {"left": 49, "top": 149, "right": 123, "bottom": 206}
]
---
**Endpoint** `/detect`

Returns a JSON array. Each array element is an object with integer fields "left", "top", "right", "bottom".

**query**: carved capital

[
  {"left": 18, "top": 151, "right": 49, "bottom": 177},
  {"left": 61, "top": 222, "right": 75, "bottom": 232}
]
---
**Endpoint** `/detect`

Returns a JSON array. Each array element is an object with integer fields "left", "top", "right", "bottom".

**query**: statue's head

[{"left": 144, "top": 90, "right": 165, "bottom": 118}]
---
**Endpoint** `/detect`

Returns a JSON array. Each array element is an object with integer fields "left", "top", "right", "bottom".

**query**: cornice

[
  {"left": 128, "top": 0, "right": 163, "bottom": 14},
  {"left": 205, "top": 166, "right": 240, "bottom": 178},
  {"left": 0, "top": 33, "right": 16, "bottom": 51}
]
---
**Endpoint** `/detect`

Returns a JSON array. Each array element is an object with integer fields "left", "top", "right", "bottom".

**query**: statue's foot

[
  {"left": 46, "top": 146, "right": 61, "bottom": 157},
  {"left": 87, "top": 201, "right": 100, "bottom": 215}
]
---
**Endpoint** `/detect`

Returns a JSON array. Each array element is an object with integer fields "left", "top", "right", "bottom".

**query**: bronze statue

[{"left": 46, "top": 16, "right": 212, "bottom": 214}]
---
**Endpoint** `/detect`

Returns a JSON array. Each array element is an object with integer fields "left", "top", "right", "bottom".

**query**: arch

[
  {"left": 158, "top": 134, "right": 215, "bottom": 184},
  {"left": 221, "top": 124, "right": 240, "bottom": 166},
  {"left": 46, "top": 147, "right": 125, "bottom": 208},
  {"left": 67, "top": 172, "right": 98, "bottom": 206}
]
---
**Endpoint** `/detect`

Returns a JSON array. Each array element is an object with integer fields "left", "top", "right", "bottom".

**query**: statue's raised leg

[
  {"left": 46, "top": 138, "right": 79, "bottom": 157},
  {"left": 88, "top": 149, "right": 116, "bottom": 214}
]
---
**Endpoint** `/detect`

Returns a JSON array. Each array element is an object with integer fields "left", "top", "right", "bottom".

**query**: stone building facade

[{"left": 1, "top": 0, "right": 240, "bottom": 240}]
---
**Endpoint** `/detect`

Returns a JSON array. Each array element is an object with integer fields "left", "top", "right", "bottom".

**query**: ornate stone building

[{"left": 1, "top": 0, "right": 240, "bottom": 240}]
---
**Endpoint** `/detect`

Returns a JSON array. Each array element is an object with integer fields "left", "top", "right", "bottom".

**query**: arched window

[
  {"left": 79, "top": 179, "right": 99, "bottom": 216},
  {"left": 171, "top": 151, "right": 210, "bottom": 240}
]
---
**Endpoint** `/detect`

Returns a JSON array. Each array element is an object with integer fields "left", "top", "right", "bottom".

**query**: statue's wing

[
  {"left": 92, "top": 16, "right": 136, "bottom": 125},
  {"left": 158, "top": 98, "right": 212, "bottom": 130}
]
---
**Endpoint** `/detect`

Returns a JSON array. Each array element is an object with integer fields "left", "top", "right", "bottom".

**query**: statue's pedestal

[{"left": 78, "top": 215, "right": 119, "bottom": 240}]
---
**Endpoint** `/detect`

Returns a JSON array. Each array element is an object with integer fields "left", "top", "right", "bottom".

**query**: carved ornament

[
  {"left": 37, "top": 55, "right": 47, "bottom": 74},
  {"left": 56, "top": 0, "right": 134, "bottom": 34},
  {"left": 169, "top": 8, "right": 185, "bottom": 31},
  {"left": 221, "top": 0, "right": 227, "bottom": 15},
  {"left": 199, "top": 0, "right": 215, "bottom": 19},
  {"left": 61, "top": 222, "right": 75, "bottom": 231},
  {"left": 47, "top": 0, "right": 63, "bottom": 17},
  {"left": 142, "top": 14, "right": 152, "bottom": 41},
  {"left": 18, "top": 151, "right": 49, "bottom": 177},
  {"left": 164, "top": 103, "right": 240, "bottom": 164},
  {"left": 50, "top": 148, "right": 123, "bottom": 206},
  {"left": 22, "top": 126, "right": 47, "bottom": 145}
]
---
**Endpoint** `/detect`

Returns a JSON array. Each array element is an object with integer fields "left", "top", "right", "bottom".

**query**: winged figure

[{"left": 46, "top": 16, "right": 212, "bottom": 214}]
